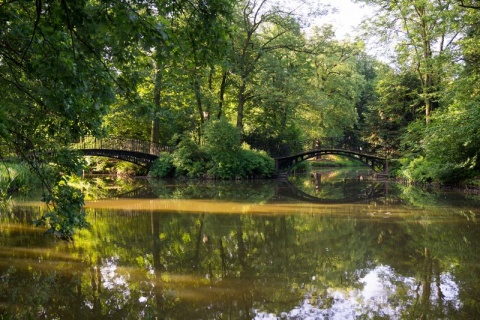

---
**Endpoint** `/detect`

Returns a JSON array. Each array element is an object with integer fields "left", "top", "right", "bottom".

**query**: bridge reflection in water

[
  {"left": 274, "top": 177, "right": 389, "bottom": 204},
  {"left": 98, "top": 175, "right": 389, "bottom": 205}
]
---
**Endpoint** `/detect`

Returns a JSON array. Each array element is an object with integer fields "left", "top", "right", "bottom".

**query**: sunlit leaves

[{"left": 300, "top": 28, "right": 365, "bottom": 139}]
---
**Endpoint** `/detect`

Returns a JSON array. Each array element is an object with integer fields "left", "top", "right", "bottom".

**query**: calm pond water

[{"left": 1, "top": 169, "right": 480, "bottom": 319}]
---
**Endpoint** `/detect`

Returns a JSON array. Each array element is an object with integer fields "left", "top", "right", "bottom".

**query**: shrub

[
  {"left": 160, "top": 120, "right": 276, "bottom": 180},
  {"left": 149, "top": 153, "right": 175, "bottom": 178},
  {"left": 239, "top": 149, "right": 275, "bottom": 178},
  {"left": 401, "top": 156, "right": 476, "bottom": 184},
  {"left": 203, "top": 118, "right": 241, "bottom": 155},
  {"left": 203, "top": 119, "right": 242, "bottom": 179},
  {"left": 172, "top": 137, "right": 209, "bottom": 178},
  {"left": 401, "top": 156, "right": 434, "bottom": 183}
]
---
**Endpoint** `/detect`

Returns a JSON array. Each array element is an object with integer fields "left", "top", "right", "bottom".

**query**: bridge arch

[
  {"left": 72, "top": 136, "right": 174, "bottom": 169},
  {"left": 275, "top": 149, "right": 387, "bottom": 174},
  {"left": 79, "top": 149, "right": 158, "bottom": 169}
]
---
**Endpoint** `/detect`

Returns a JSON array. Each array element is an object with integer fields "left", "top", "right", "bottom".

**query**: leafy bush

[
  {"left": 154, "top": 120, "right": 276, "bottom": 179},
  {"left": 204, "top": 119, "right": 242, "bottom": 179},
  {"left": 401, "top": 156, "right": 434, "bottom": 183},
  {"left": 239, "top": 149, "right": 275, "bottom": 178},
  {"left": 207, "top": 154, "right": 241, "bottom": 179},
  {"left": 172, "top": 137, "right": 210, "bottom": 178},
  {"left": 401, "top": 156, "right": 476, "bottom": 184},
  {"left": 203, "top": 118, "right": 241, "bottom": 154},
  {"left": 149, "top": 153, "right": 175, "bottom": 178},
  {"left": 435, "top": 163, "right": 475, "bottom": 184}
]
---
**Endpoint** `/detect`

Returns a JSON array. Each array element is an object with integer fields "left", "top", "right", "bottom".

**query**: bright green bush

[
  {"left": 239, "top": 149, "right": 275, "bottom": 178},
  {"left": 207, "top": 154, "right": 241, "bottom": 179},
  {"left": 204, "top": 119, "right": 242, "bottom": 179},
  {"left": 157, "top": 120, "right": 276, "bottom": 179},
  {"left": 401, "top": 156, "right": 434, "bottom": 183},
  {"left": 203, "top": 118, "right": 241, "bottom": 154},
  {"left": 401, "top": 156, "right": 476, "bottom": 184},
  {"left": 172, "top": 137, "right": 210, "bottom": 178}
]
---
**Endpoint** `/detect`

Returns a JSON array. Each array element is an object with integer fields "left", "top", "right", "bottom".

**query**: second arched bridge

[{"left": 275, "top": 149, "right": 387, "bottom": 173}]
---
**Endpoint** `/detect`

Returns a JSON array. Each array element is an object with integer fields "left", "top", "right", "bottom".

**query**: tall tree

[
  {"left": 229, "top": 0, "right": 323, "bottom": 131},
  {"left": 420, "top": 6, "right": 480, "bottom": 182},
  {"left": 0, "top": 0, "right": 127, "bottom": 238},
  {"left": 167, "top": 0, "right": 235, "bottom": 131},
  {"left": 300, "top": 27, "right": 365, "bottom": 141},
  {"left": 102, "top": 0, "right": 235, "bottom": 144},
  {"left": 363, "top": 69, "right": 423, "bottom": 157},
  {"left": 356, "top": 0, "right": 465, "bottom": 124}
]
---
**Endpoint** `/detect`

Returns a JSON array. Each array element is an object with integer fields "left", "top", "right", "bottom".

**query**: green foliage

[
  {"left": 203, "top": 119, "right": 241, "bottom": 178},
  {"left": 245, "top": 124, "right": 306, "bottom": 158},
  {"left": 363, "top": 70, "right": 422, "bottom": 156},
  {"left": 35, "top": 180, "right": 89, "bottom": 241},
  {"left": 0, "top": 162, "right": 40, "bottom": 195},
  {"left": 83, "top": 156, "right": 114, "bottom": 174},
  {"left": 116, "top": 161, "right": 145, "bottom": 177},
  {"left": 203, "top": 118, "right": 241, "bottom": 154},
  {"left": 400, "top": 156, "right": 435, "bottom": 183},
  {"left": 291, "top": 160, "right": 311, "bottom": 173},
  {"left": 163, "top": 120, "right": 275, "bottom": 179},
  {"left": 299, "top": 27, "right": 364, "bottom": 140},
  {"left": 310, "top": 156, "right": 367, "bottom": 168},
  {"left": 149, "top": 153, "right": 176, "bottom": 178},
  {"left": 394, "top": 7, "right": 480, "bottom": 184},
  {"left": 400, "top": 156, "right": 473, "bottom": 184},
  {"left": 238, "top": 149, "right": 275, "bottom": 178},
  {"left": 172, "top": 137, "right": 210, "bottom": 178}
]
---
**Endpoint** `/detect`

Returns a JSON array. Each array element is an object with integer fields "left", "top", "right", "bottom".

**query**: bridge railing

[{"left": 71, "top": 136, "right": 174, "bottom": 155}]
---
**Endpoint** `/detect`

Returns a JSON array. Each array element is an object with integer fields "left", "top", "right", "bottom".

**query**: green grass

[
  {"left": 309, "top": 155, "right": 365, "bottom": 168},
  {"left": 0, "top": 162, "right": 40, "bottom": 195}
]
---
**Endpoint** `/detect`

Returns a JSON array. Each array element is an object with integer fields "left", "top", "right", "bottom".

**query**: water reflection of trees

[{"left": 2, "top": 202, "right": 480, "bottom": 319}]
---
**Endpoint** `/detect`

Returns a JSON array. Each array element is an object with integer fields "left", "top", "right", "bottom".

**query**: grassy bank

[
  {"left": 309, "top": 155, "right": 367, "bottom": 168},
  {"left": 0, "top": 162, "right": 41, "bottom": 196}
]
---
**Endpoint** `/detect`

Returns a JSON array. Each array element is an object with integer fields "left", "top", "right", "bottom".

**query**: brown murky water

[{"left": 1, "top": 171, "right": 480, "bottom": 319}]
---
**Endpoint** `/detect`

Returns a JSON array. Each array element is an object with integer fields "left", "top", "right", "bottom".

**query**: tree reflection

[{"left": 1, "top": 181, "right": 480, "bottom": 319}]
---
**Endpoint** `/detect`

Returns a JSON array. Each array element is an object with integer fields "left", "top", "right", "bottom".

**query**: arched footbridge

[
  {"left": 71, "top": 136, "right": 172, "bottom": 169},
  {"left": 71, "top": 136, "right": 387, "bottom": 173},
  {"left": 275, "top": 149, "right": 387, "bottom": 174}
]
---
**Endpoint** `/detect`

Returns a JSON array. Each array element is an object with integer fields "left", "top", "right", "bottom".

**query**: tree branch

[
  {"left": 21, "top": 0, "right": 42, "bottom": 63},
  {"left": 457, "top": 0, "right": 480, "bottom": 9}
]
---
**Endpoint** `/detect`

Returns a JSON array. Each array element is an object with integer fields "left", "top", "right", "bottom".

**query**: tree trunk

[
  {"left": 218, "top": 71, "right": 227, "bottom": 119},
  {"left": 193, "top": 74, "right": 205, "bottom": 124},
  {"left": 236, "top": 79, "right": 246, "bottom": 131},
  {"left": 151, "top": 63, "right": 161, "bottom": 149}
]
